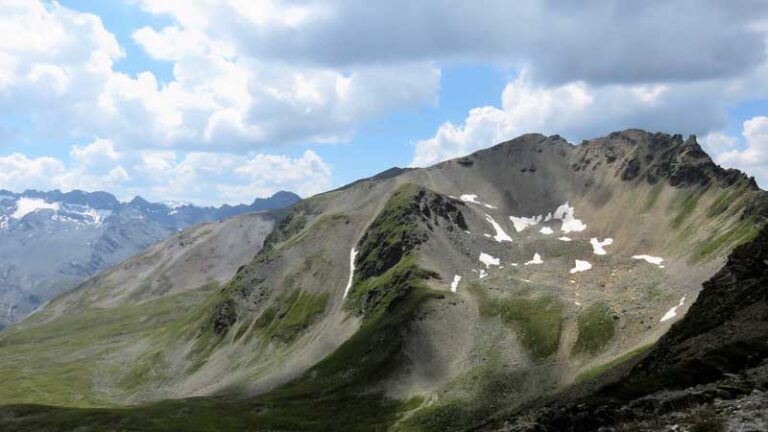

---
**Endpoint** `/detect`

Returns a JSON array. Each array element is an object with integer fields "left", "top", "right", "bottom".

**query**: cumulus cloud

[
  {"left": 714, "top": 117, "right": 768, "bottom": 187},
  {"left": 109, "top": 2, "right": 439, "bottom": 150},
  {"left": 131, "top": 149, "right": 332, "bottom": 204},
  {"left": 410, "top": 68, "right": 768, "bottom": 166},
  {"left": 0, "top": 0, "right": 440, "bottom": 152},
  {"left": 0, "top": 153, "right": 65, "bottom": 192},
  {"left": 0, "top": 140, "right": 331, "bottom": 205},
  {"left": 701, "top": 132, "right": 739, "bottom": 154},
  {"left": 0, "top": 1, "right": 122, "bottom": 135},
  {"left": 142, "top": 0, "right": 768, "bottom": 84},
  {"left": 1, "top": 0, "right": 768, "bottom": 202}
]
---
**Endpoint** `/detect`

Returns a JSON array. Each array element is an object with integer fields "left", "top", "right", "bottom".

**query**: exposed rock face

[
  {"left": 576, "top": 130, "right": 755, "bottom": 190},
  {"left": 633, "top": 222, "right": 768, "bottom": 382},
  {"left": 211, "top": 300, "right": 238, "bottom": 335},
  {"left": 356, "top": 187, "right": 468, "bottom": 281}
]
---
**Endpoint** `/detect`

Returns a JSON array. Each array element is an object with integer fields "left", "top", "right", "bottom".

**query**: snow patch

[
  {"left": 540, "top": 226, "right": 554, "bottom": 235},
  {"left": 342, "top": 248, "right": 358, "bottom": 298},
  {"left": 554, "top": 202, "right": 587, "bottom": 233},
  {"left": 510, "top": 215, "right": 542, "bottom": 232},
  {"left": 508, "top": 202, "right": 586, "bottom": 234},
  {"left": 660, "top": 297, "right": 686, "bottom": 322},
  {"left": 72, "top": 206, "right": 112, "bottom": 225},
  {"left": 11, "top": 198, "right": 60, "bottom": 219},
  {"left": 460, "top": 194, "right": 498, "bottom": 209},
  {"left": 633, "top": 255, "right": 665, "bottom": 268},
  {"left": 479, "top": 252, "right": 500, "bottom": 268},
  {"left": 524, "top": 253, "right": 543, "bottom": 265},
  {"left": 558, "top": 236, "right": 572, "bottom": 242},
  {"left": 570, "top": 260, "right": 592, "bottom": 274},
  {"left": 479, "top": 269, "right": 488, "bottom": 279},
  {"left": 590, "top": 238, "right": 614, "bottom": 255},
  {"left": 484, "top": 214, "right": 512, "bottom": 242},
  {"left": 162, "top": 200, "right": 191, "bottom": 209},
  {"left": 450, "top": 275, "right": 462, "bottom": 293}
]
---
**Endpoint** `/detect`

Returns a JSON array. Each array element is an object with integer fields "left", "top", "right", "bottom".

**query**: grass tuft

[
  {"left": 573, "top": 302, "right": 615, "bottom": 355},
  {"left": 473, "top": 286, "right": 564, "bottom": 359}
]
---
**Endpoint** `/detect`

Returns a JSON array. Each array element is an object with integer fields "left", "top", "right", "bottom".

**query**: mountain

[
  {"left": 0, "top": 189, "right": 300, "bottom": 328},
  {"left": 0, "top": 130, "right": 765, "bottom": 431}
]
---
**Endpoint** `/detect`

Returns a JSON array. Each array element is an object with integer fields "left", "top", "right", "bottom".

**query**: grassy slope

[
  {"left": 0, "top": 283, "right": 219, "bottom": 408},
  {"left": 0, "top": 184, "right": 448, "bottom": 431}
]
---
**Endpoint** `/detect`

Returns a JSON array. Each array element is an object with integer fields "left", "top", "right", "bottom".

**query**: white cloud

[
  {"left": 411, "top": 69, "right": 751, "bottom": 167},
  {"left": 0, "top": 139, "right": 330, "bottom": 205},
  {"left": 0, "top": 153, "right": 65, "bottom": 192},
  {"left": 112, "top": 5, "right": 440, "bottom": 150},
  {"left": 411, "top": 72, "right": 592, "bottom": 166},
  {"left": 70, "top": 138, "right": 120, "bottom": 168},
  {"left": 715, "top": 117, "right": 768, "bottom": 187},
  {"left": 701, "top": 132, "right": 739, "bottom": 154},
  {"left": 153, "top": 0, "right": 766, "bottom": 84},
  {"left": 226, "top": 150, "right": 332, "bottom": 199},
  {"left": 0, "top": 0, "right": 440, "bottom": 154},
  {"left": 0, "top": 0, "right": 767, "bottom": 203},
  {"left": 134, "top": 149, "right": 332, "bottom": 204}
]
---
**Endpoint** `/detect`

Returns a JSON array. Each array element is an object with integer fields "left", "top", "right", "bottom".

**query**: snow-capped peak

[
  {"left": 11, "top": 198, "right": 60, "bottom": 219},
  {"left": 161, "top": 200, "right": 192, "bottom": 210}
]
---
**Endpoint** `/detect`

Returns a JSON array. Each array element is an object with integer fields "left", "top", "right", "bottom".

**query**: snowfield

[
  {"left": 343, "top": 248, "right": 358, "bottom": 298},
  {"left": 11, "top": 198, "right": 60, "bottom": 219},
  {"left": 524, "top": 253, "right": 543, "bottom": 265},
  {"left": 590, "top": 238, "right": 614, "bottom": 255},
  {"left": 450, "top": 275, "right": 462, "bottom": 293},
  {"left": 660, "top": 297, "right": 686, "bottom": 322},
  {"left": 510, "top": 215, "right": 542, "bottom": 232},
  {"left": 484, "top": 214, "right": 513, "bottom": 242},
  {"left": 554, "top": 202, "right": 587, "bottom": 233},
  {"left": 479, "top": 252, "right": 501, "bottom": 268},
  {"left": 633, "top": 255, "right": 665, "bottom": 268},
  {"left": 508, "top": 202, "right": 587, "bottom": 234},
  {"left": 459, "top": 194, "right": 498, "bottom": 209},
  {"left": 570, "top": 260, "right": 593, "bottom": 274}
]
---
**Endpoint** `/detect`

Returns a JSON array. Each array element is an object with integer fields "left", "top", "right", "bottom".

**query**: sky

[{"left": 0, "top": 1, "right": 767, "bottom": 205}]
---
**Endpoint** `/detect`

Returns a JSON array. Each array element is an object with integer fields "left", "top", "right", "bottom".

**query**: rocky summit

[{"left": 0, "top": 130, "right": 766, "bottom": 431}]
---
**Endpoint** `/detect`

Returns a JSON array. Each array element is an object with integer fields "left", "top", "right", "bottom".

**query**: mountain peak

[
  {"left": 262, "top": 190, "right": 301, "bottom": 203},
  {"left": 129, "top": 195, "right": 147, "bottom": 204},
  {"left": 573, "top": 129, "right": 750, "bottom": 189}
]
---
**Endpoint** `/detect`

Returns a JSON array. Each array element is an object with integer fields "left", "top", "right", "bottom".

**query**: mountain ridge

[{"left": 0, "top": 129, "right": 765, "bottom": 431}]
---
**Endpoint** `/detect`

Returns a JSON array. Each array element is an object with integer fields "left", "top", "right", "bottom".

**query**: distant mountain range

[{"left": 0, "top": 189, "right": 300, "bottom": 328}]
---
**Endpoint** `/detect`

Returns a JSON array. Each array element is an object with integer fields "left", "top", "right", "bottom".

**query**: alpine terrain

[
  {"left": 0, "top": 190, "right": 300, "bottom": 328},
  {"left": 0, "top": 130, "right": 766, "bottom": 431}
]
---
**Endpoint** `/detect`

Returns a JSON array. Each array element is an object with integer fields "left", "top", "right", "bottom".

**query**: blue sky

[{"left": 0, "top": 1, "right": 766, "bottom": 205}]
